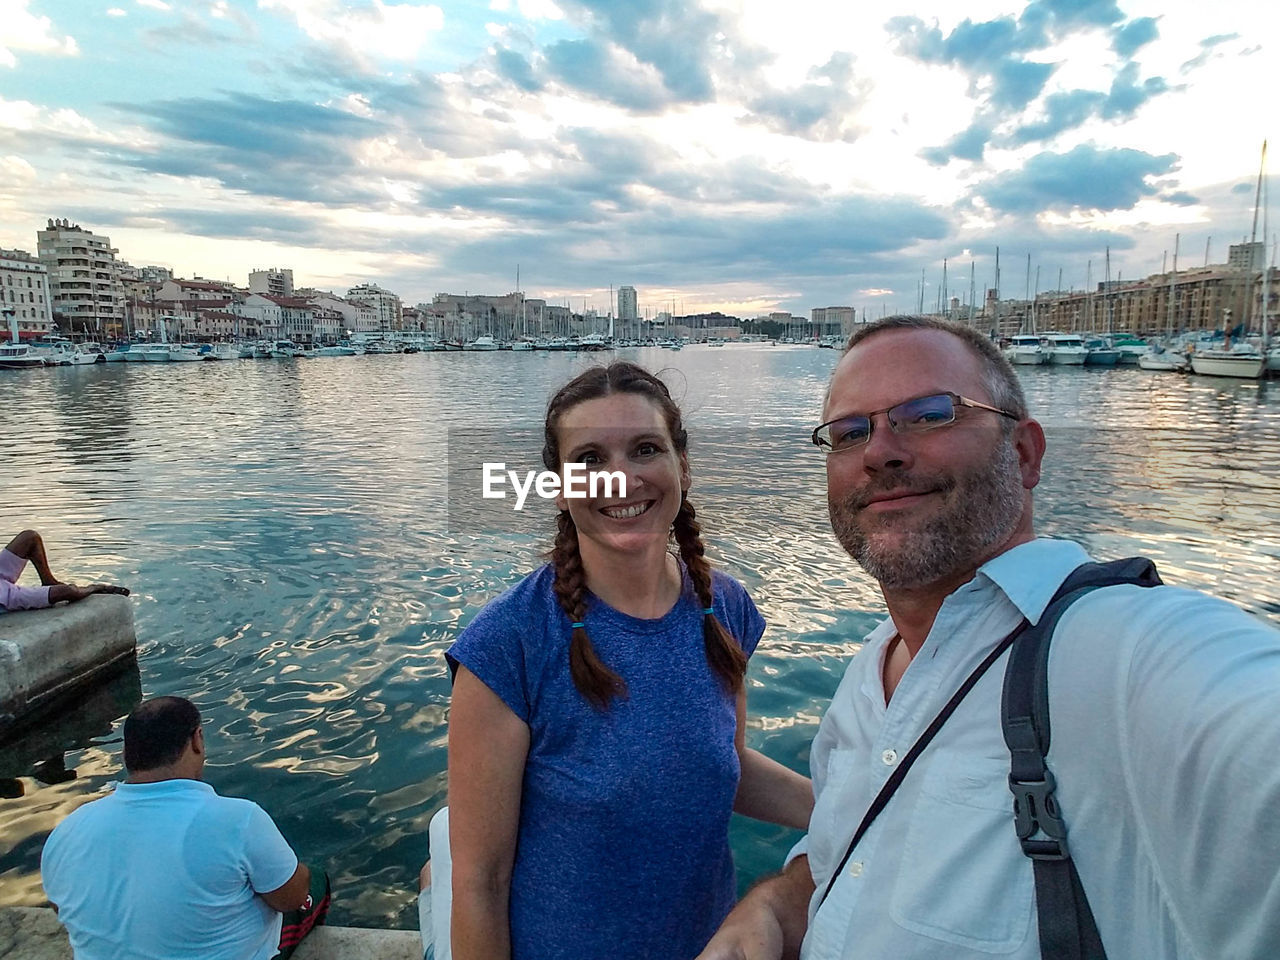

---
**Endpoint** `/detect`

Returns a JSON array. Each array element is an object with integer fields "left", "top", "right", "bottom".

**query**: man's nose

[{"left": 861, "top": 413, "right": 912, "bottom": 471}]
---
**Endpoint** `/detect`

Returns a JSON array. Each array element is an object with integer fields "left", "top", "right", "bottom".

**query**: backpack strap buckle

[{"left": 1009, "top": 770, "right": 1070, "bottom": 860}]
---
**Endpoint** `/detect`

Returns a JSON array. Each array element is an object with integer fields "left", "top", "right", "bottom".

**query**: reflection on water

[{"left": 0, "top": 349, "right": 1277, "bottom": 926}]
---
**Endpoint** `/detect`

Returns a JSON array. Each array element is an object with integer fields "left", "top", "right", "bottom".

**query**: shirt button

[
  {"left": 881, "top": 749, "right": 898, "bottom": 766},
  {"left": 848, "top": 861, "right": 864, "bottom": 877}
]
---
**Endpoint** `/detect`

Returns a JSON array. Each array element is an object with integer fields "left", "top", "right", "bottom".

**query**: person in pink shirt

[{"left": 0, "top": 529, "right": 128, "bottom": 612}]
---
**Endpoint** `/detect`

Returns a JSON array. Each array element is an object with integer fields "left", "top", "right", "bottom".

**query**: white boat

[
  {"left": 69, "top": 347, "right": 103, "bottom": 365},
  {"left": 1004, "top": 334, "right": 1043, "bottom": 365},
  {"left": 0, "top": 313, "right": 44, "bottom": 368},
  {"left": 1267, "top": 346, "right": 1280, "bottom": 374},
  {"left": 269, "top": 340, "right": 299, "bottom": 359},
  {"left": 465, "top": 335, "right": 499, "bottom": 351},
  {"left": 509, "top": 339, "right": 534, "bottom": 351},
  {"left": 1042, "top": 333, "right": 1088, "bottom": 365},
  {"left": 123, "top": 343, "right": 151, "bottom": 362},
  {"left": 202, "top": 343, "right": 240, "bottom": 361},
  {"left": 168, "top": 344, "right": 204, "bottom": 363},
  {"left": 579, "top": 334, "right": 607, "bottom": 351},
  {"left": 30, "top": 336, "right": 76, "bottom": 366},
  {"left": 1137, "top": 348, "right": 1187, "bottom": 372},
  {"left": 103, "top": 344, "right": 131, "bottom": 362},
  {"left": 1190, "top": 345, "right": 1266, "bottom": 379},
  {"left": 316, "top": 342, "right": 361, "bottom": 356}
]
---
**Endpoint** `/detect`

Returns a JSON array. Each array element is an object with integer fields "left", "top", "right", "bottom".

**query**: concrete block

[
  {"left": 0, "top": 907, "right": 73, "bottom": 960},
  {"left": 0, "top": 595, "right": 135, "bottom": 729},
  {"left": 0, "top": 909, "right": 423, "bottom": 960},
  {"left": 294, "top": 925, "right": 424, "bottom": 960}
]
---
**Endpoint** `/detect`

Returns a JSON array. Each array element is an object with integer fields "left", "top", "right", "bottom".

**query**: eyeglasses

[{"left": 811, "top": 392, "right": 1021, "bottom": 454}]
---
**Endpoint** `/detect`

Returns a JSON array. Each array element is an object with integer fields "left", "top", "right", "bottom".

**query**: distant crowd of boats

[
  {"left": 0, "top": 320, "right": 753, "bottom": 370},
  {"left": 1000, "top": 330, "right": 1280, "bottom": 379},
  {"left": 3, "top": 318, "right": 1276, "bottom": 380}
]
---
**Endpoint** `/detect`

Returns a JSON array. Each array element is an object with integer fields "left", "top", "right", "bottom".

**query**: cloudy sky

[{"left": 0, "top": 0, "right": 1274, "bottom": 316}]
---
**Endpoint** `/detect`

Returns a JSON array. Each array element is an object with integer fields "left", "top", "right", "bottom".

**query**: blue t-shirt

[{"left": 446, "top": 563, "right": 765, "bottom": 960}]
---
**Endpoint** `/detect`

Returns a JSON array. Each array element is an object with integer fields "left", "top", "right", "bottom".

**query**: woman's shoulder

[
  {"left": 708, "top": 568, "right": 765, "bottom": 655},
  {"left": 710, "top": 568, "right": 755, "bottom": 605}
]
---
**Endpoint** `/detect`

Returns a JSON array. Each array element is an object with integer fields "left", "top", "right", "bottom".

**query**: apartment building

[
  {"left": 36, "top": 219, "right": 124, "bottom": 336},
  {"left": 0, "top": 248, "right": 54, "bottom": 337}
]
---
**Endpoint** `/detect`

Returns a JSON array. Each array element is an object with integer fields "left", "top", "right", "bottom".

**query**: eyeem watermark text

[{"left": 482, "top": 463, "right": 628, "bottom": 510}]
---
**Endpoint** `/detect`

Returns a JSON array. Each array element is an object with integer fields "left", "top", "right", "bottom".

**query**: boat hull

[{"left": 1190, "top": 354, "right": 1265, "bottom": 379}]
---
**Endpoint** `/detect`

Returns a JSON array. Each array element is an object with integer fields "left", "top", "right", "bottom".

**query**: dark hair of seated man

[{"left": 123, "top": 696, "right": 201, "bottom": 773}]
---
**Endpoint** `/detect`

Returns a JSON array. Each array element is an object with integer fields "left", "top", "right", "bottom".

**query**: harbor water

[{"left": 1, "top": 344, "right": 1278, "bottom": 928}]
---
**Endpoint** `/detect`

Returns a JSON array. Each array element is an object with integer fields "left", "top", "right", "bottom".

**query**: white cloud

[
  {"left": 489, "top": 0, "right": 510, "bottom": 9},
  {"left": 107, "top": 7, "right": 127, "bottom": 16},
  {"left": 136, "top": 0, "right": 172, "bottom": 10},
  {"left": 516, "top": 0, "right": 560, "bottom": 20},
  {"left": 0, "top": 0, "right": 80, "bottom": 67},
  {"left": 259, "top": 0, "right": 445, "bottom": 63}
]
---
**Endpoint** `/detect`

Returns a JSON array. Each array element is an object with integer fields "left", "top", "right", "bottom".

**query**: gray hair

[{"left": 841, "top": 315, "right": 1027, "bottom": 422}]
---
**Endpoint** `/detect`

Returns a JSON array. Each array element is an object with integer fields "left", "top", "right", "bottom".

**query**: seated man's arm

[
  {"left": 260, "top": 862, "right": 311, "bottom": 913},
  {"left": 696, "top": 854, "right": 814, "bottom": 960},
  {"left": 242, "top": 802, "right": 311, "bottom": 912}
]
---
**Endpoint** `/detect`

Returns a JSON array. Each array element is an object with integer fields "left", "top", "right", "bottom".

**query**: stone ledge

[
  {"left": 0, "top": 595, "right": 136, "bottom": 728},
  {"left": 0, "top": 907, "right": 422, "bottom": 960}
]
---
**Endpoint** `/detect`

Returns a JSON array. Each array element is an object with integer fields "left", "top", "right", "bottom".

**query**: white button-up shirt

[{"left": 799, "top": 538, "right": 1280, "bottom": 959}]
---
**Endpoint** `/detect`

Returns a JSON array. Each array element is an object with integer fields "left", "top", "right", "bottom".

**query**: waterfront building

[
  {"left": 36, "top": 219, "right": 125, "bottom": 337},
  {"left": 305, "top": 293, "right": 372, "bottom": 336},
  {"left": 0, "top": 248, "right": 54, "bottom": 338},
  {"left": 431, "top": 291, "right": 528, "bottom": 339},
  {"left": 242, "top": 294, "right": 285, "bottom": 340},
  {"left": 248, "top": 267, "right": 294, "bottom": 298},
  {"left": 618, "top": 286, "right": 638, "bottom": 321},
  {"left": 312, "top": 305, "right": 344, "bottom": 342},
  {"left": 1228, "top": 241, "right": 1265, "bottom": 272},
  {"left": 348, "top": 283, "right": 403, "bottom": 334},
  {"left": 157, "top": 277, "right": 241, "bottom": 302},
  {"left": 811, "top": 306, "right": 854, "bottom": 337}
]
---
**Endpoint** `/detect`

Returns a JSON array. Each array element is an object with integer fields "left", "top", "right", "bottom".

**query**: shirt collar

[
  {"left": 975, "top": 537, "right": 1092, "bottom": 625},
  {"left": 114, "top": 778, "right": 215, "bottom": 797}
]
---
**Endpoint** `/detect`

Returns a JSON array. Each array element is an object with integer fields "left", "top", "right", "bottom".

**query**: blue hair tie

[
  {"left": 571, "top": 621, "right": 585, "bottom": 629},
  {"left": 702, "top": 607, "right": 715, "bottom": 616}
]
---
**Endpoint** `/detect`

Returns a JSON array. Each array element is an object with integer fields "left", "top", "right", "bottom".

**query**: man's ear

[
  {"left": 1013, "top": 418, "right": 1046, "bottom": 490},
  {"left": 191, "top": 726, "right": 205, "bottom": 758}
]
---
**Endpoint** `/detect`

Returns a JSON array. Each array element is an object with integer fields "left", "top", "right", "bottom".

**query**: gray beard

[{"left": 828, "top": 437, "right": 1025, "bottom": 590}]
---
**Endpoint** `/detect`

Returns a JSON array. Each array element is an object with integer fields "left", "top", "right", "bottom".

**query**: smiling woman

[{"left": 421, "top": 360, "right": 814, "bottom": 960}]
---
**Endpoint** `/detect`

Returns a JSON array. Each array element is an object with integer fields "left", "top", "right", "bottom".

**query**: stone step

[{"left": 0, "top": 907, "right": 423, "bottom": 960}]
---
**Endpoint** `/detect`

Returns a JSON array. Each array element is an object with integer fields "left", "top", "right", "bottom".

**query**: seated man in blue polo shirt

[{"left": 41, "top": 696, "right": 329, "bottom": 960}]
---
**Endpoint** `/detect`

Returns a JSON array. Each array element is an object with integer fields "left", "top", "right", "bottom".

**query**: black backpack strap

[{"left": 1002, "top": 558, "right": 1162, "bottom": 960}]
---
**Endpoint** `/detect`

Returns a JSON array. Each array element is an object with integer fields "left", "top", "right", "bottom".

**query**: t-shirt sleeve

[
  {"left": 446, "top": 600, "right": 532, "bottom": 723},
  {"left": 242, "top": 802, "right": 301, "bottom": 895},
  {"left": 715, "top": 572, "right": 766, "bottom": 658}
]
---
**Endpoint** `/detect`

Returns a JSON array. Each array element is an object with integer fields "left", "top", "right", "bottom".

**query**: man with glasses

[
  {"left": 42, "top": 696, "right": 330, "bottom": 960},
  {"left": 698, "top": 316, "right": 1280, "bottom": 959}
]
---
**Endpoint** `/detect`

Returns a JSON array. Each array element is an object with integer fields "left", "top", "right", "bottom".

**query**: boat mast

[
  {"left": 968, "top": 261, "right": 975, "bottom": 327},
  {"left": 1168, "top": 234, "right": 1179, "bottom": 340},
  {"left": 1086, "top": 260, "right": 1092, "bottom": 333},
  {"left": 1248, "top": 141, "right": 1267, "bottom": 335},
  {"left": 1023, "top": 254, "right": 1030, "bottom": 334},
  {"left": 1105, "top": 246, "right": 1113, "bottom": 336},
  {"left": 1032, "top": 264, "right": 1039, "bottom": 334},
  {"left": 993, "top": 247, "right": 1001, "bottom": 335}
]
